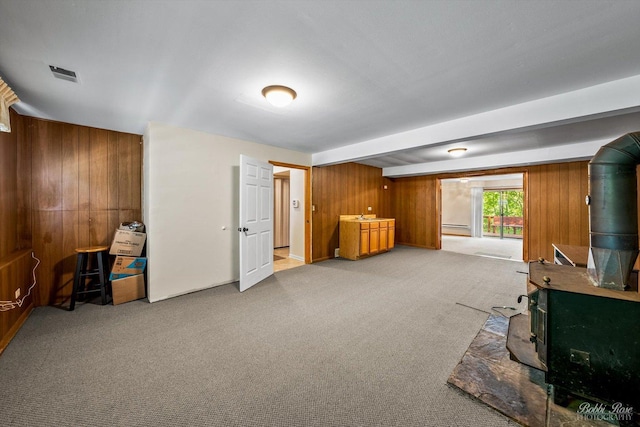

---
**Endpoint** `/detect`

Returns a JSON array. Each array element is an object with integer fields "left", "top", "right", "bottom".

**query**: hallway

[{"left": 274, "top": 247, "right": 305, "bottom": 272}]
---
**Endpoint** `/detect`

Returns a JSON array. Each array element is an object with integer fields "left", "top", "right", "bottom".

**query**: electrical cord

[
  {"left": 0, "top": 252, "right": 40, "bottom": 311},
  {"left": 490, "top": 305, "right": 519, "bottom": 318}
]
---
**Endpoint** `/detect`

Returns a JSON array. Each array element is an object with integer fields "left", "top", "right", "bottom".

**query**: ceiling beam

[
  {"left": 312, "top": 74, "right": 640, "bottom": 166},
  {"left": 383, "top": 139, "right": 607, "bottom": 177}
]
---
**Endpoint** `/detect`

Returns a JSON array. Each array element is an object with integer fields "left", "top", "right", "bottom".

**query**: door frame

[
  {"left": 436, "top": 169, "right": 529, "bottom": 261},
  {"left": 269, "top": 161, "right": 312, "bottom": 264}
]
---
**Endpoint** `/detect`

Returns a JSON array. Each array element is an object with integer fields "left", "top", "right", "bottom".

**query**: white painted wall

[
  {"left": 441, "top": 182, "right": 472, "bottom": 236},
  {"left": 289, "top": 168, "right": 305, "bottom": 261},
  {"left": 441, "top": 177, "right": 523, "bottom": 237},
  {"left": 143, "top": 122, "right": 311, "bottom": 303}
]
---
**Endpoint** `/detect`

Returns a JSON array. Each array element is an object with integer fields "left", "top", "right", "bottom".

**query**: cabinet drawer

[
  {"left": 369, "top": 221, "right": 379, "bottom": 229},
  {"left": 360, "top": 223, "right": 370, "bottom": 230}
]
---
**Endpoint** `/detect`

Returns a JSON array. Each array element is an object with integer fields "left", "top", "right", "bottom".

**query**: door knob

[{"left": 238, "top": 227, "right": 249, "bottom": 234}]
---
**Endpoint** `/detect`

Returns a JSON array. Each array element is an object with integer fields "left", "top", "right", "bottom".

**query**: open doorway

[
  {"left": 440, "top": 173, "right": 524, "bottom": 261},
  {"left": 271, "top": 162, "right": 310, "bottom": 272}
]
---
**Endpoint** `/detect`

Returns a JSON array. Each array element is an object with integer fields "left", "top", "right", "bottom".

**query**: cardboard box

[
  {"left": 109, "top": 256, "right": 147, "bottom": 281},
  {"left": 111, "top": 274, "right": 145, "bottom": 305},
  {"left": 110, "top": 229, "right": 146, "bottom": 256}
]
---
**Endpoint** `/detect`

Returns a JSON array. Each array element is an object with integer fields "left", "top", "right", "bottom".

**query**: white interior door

[{"left": 239, "top": 155, "right": 274, "bottom": 292}]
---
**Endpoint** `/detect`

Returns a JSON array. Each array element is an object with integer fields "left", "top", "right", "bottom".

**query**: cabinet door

[
  {"left": 360, "top": 229, "right": 370, "bottom": 255},
  {"left": 388, "top": 221, "right": 395, "bottom": 249},
  {"left": 370, "top": 227, "right": 379, "bottom": 253},
  {"left": 379, "top": 223, "right": 388, "bottom": 251}
]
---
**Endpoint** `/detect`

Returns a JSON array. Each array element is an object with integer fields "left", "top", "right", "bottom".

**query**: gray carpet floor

[{"left": 1, "top": 246, "right": 525, "bottom": 426}]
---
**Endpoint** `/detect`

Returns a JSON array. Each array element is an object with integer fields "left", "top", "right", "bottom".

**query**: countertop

[{"left": 340, "top": 217, "right": 394, "bottom": 223}]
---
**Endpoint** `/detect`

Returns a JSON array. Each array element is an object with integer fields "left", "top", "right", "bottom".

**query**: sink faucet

[{"left": 359, "top": 213, "right": 365, "bottom": 219}]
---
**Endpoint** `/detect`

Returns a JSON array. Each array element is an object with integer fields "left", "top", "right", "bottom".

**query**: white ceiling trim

[
  {"left": 312, "top": 75, "right": 640, "bottom": 166},
  {"left": 383, "top": 139, "right": 608, "bottom": 178}
]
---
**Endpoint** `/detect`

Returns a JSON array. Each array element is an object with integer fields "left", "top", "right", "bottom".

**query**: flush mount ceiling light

[
  {"left": 448, "top": 147, "right": 468, "bottom": 157},
  {"left": 262, "top": 85, "right": 297, "bottom": 107}
]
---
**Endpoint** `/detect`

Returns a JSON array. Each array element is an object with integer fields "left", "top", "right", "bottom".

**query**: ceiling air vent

[{"left": 49, "top": 65, "right": 78, "bottom": 83}]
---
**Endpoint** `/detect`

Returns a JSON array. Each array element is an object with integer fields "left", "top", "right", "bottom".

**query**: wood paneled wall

[
  {"left": 17, "top": 117, "right": 142, "bottom": 306},
  {"left": 392, "top": 176, "right": 440, "bottom": 249},
  {"left": 311, "top": 163, "right": 393, "bottom": 261},
  {"left": 527, "top": 162, "right": 590, "bottom": 261},
  {"left": 389, "top": 162, "right": 590, "bottom": 262},
  {"left": 1, "top": 110, "right": 33, "bottom": 353}
]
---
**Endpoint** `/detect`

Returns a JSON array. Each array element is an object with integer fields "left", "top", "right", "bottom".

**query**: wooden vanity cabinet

[{"left": 339, "top": 218, "right": 395, "bottom": 260}]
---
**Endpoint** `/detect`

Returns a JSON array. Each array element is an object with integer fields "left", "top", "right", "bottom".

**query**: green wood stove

[{"left": 527, "top": 261, "right": 640, "bottom": 408}]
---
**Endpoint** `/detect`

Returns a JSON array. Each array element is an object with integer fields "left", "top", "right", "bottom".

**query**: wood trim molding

[
  {"left": 270, "top": 161, "right": 310, "bottom": 170},
  {"left": 435, "top": 178, "right": 442, "bottom": 250},
  {"left": 436, "top": 167, "right": 530, "bottom": 180},
  {"left": 522, "top": 171, "right": 529, "bottom": 261},
  {"left": 269, "top": 161, "right": 312, "bottom": 264}
]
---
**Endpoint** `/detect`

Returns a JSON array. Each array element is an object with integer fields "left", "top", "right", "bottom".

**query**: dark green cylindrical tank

[{"left": 588, "top": 132, "right": 640, "bottom": 290}]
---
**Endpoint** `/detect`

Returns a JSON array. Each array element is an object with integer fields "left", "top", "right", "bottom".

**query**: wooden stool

[{"left": 69, "top": 246, "right": 110, "bottom": 311}]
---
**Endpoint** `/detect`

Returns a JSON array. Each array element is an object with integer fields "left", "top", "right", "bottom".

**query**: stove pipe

[{"left": 587, "top": 132, "right": 640, "bottom": 290}]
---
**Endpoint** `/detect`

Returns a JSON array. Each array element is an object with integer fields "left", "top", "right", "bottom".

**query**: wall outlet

[
  {"left": 15, "top": 288, "right": 20, "bottom": 299},
  {"left": 334, "top": 248, "right": 340, "bottom": 258},
  {"left": 367, "top": 206, "right": 372, "bottom": 211}
]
